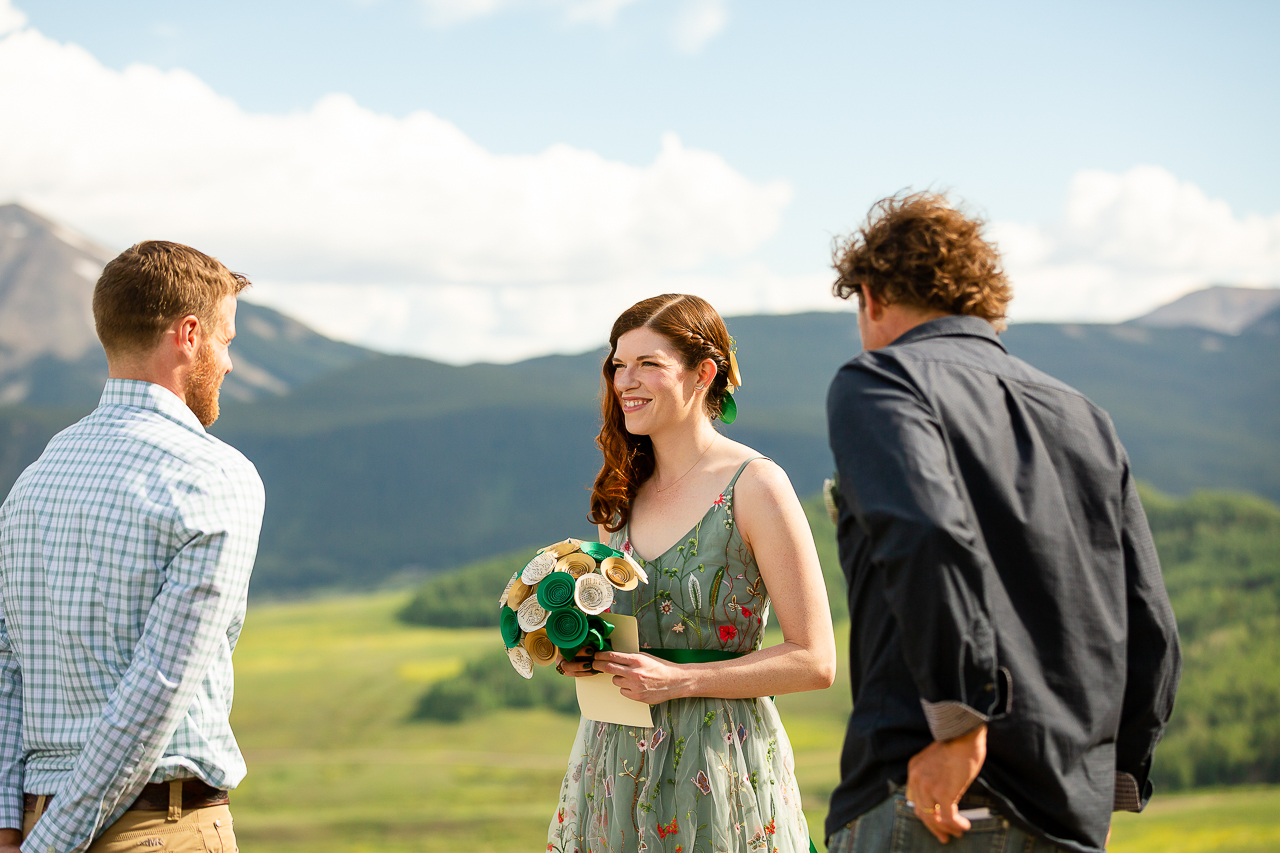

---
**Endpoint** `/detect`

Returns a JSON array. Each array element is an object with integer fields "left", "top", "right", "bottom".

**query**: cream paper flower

[
  {"left": 523, "top": 628, "right": 558, "bottom": 667},
  {"left": 505, "top": 578, "right": 534, "bottom": 608},
  {"left": 545, "top": 538, "right": 584, "bottom": 558},
  {"left": 507, "top": 645, "right": 533, "bottom": 679},
  {"left": 557, "top": 551, "right": 598, "bottom": 578},
  {"left": 517, "top": 595, "right": 550, "bottom": 632},
  {"left": 521, "top": 551, "right": 558, "bottom": 584},
  {"left": 499, "top": 573, "right": 518, "bottom": 608},
  {"left": 574, "top": 572, "right": 615, "bottom": 615},
  {"left": 600, "top": 556, "right": 641, "bottom": 591},
  {"left": 622, "top": 551, "right": 649, "bottom": 584}
]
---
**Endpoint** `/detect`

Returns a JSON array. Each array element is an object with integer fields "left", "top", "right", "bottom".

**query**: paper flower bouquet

[{"left": 499, "top": 538, "right": 649, "bottom": 678}]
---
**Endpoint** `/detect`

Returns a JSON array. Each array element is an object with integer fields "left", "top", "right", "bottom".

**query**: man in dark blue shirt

[{"left": 824, "top": 193, "right": 1181, "bottom": 853}]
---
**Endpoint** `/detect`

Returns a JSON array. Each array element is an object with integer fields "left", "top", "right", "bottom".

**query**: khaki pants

[{"left": 24, "top": 802, "right": 238, "bottom": 853}]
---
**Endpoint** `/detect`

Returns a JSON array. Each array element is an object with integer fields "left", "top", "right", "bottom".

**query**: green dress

[{"left": 547, "top": 459, "right": 812, "bottom": 853}]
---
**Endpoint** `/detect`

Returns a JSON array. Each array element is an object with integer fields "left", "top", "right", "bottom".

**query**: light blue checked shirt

[{"left": 0, "top": 379, "right": 264, "bottom": 853}]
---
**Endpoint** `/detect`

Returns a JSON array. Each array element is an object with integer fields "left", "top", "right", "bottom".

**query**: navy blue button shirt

[{"left": 825, "top": 315, "right": 1181, "bottom": 853}]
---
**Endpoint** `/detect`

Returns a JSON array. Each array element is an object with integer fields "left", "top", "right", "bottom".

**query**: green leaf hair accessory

[
  {"left": 546, "top": 607, "right": 589, "bottom": 653},
  {"left": 536, "top": 571, "right": 577, "bottom": 611},
  {"left": 719, "top": 392, "right": 738, "bottom": 425},
  {"left": 718, "top": 335, "right": 741, "bottom": 424},
  {"left": 500, "top": 605, "right": 522, "bottom": 649},
  {"left": 578, "top": 541, "right": 622, "bottom": 561}
]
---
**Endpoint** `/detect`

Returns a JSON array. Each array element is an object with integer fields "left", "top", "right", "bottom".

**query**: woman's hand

[
  {"left": 556, "top": 649, "right": 598, "bottom": 678},
  {"left": 592, "top": 651, "right": 691, "bottom": 704}
]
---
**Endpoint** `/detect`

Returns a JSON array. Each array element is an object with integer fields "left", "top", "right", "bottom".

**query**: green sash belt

[
  {"left": 646, "top": 648, "right": 745, "bottom": 664},
  {"left": 644, "top": 649, "right": 817, "bottom": 853}
]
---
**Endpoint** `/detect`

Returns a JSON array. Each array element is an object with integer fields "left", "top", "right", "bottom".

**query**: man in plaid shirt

[{"left": 0, "top": 242, "right": 265, "bottom": 853}]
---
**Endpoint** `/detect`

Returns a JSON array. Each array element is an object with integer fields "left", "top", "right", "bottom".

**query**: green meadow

[{"left": 229, "top": 591, "right": 1279, "bottom": 853}]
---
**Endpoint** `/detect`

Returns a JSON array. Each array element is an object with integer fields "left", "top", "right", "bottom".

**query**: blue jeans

[{"left": 827, "top": 790, "right": 1068, "bottom": 853}]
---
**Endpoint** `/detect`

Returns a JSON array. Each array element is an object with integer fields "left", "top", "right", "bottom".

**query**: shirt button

[{"left": 214, "top": 820, "right": 222, "bottom": 827}]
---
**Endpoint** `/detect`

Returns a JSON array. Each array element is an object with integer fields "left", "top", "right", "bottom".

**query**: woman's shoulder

[
  {"left": 721, "top": 438, "right": 788, "bottom": 484},
  {"left": 716, "top": 443, "right": 792, "bottom": 503}
]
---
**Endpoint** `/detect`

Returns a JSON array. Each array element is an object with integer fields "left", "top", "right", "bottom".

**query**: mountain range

[{"left": 1, "top": 203, "right": 1277, "bottom": 595}]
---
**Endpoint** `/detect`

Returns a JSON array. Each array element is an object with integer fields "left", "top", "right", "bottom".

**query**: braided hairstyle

[{"left": 589, "top": 294, "right": 734, "bottom": 532}]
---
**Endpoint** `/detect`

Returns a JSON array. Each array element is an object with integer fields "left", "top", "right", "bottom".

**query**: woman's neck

[{"left": 649, "top": 417, "right": 720, "bottom": 489}]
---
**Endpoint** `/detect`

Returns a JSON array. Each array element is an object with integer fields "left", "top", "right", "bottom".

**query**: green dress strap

[{"left": 725, "top": 455, "right": 766, "bottom": 492}]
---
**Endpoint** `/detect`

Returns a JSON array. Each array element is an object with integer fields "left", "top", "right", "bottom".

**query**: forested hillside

[
  {"left": 3, "top": 308, "right": 1277, "bottom": 596},
  {"left": 401, "top": 487, "right": 1280, "bottom": 789}
]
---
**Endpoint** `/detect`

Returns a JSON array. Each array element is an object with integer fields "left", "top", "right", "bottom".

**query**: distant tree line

[
  {"left": 1141, "top": 486, "right": 1280, "bottom": 789},
  {"left": 400, "top": 488, "right": 1280, "bottom": 791}
]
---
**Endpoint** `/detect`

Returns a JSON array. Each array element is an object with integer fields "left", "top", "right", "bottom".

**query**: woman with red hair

[{"left": 548, "top": 294, "right": 836, "bottom": 853}]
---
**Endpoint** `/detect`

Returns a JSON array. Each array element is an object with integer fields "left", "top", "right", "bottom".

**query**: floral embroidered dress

[{"left": 547, "top": 458, "right": 811, "bottom": 853}]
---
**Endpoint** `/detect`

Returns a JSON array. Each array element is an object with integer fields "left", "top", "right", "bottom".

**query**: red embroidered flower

[
  {"left": 657, "top": 817, "right": 679, "bottom": 839},
  {"left": 741, "top": 606, "right": 752, "bottom": 618},
  {"left": 712, "top": 493, "right": 727, "bottom": 506},
  {"left": 764, "top": 818, "right": 776, "bottom": 835},
  {"left": 558, "top": 809, "right": 565, "bottom": 824},
  {"left": 719, "top": 625, "right": 737, "bottom": 642}
]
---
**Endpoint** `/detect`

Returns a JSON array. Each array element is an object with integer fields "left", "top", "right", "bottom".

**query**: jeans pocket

[{"left": 889, "top": 798, "right": 1008, "bottom": 852}]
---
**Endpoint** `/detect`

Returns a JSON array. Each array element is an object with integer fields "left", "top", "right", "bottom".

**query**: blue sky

[{"left": 3, "top": 0, "right": 1278, "bottom": 361}]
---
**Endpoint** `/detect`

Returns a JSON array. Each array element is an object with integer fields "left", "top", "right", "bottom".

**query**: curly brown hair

[
  {"left": 832, "top": 191, "right": 1011, "bottom": 330},
  {"left": 588, "top": 294, "right": 733, "bottom": 533}
]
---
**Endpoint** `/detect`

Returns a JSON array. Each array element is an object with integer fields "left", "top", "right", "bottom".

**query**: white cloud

[
  {"left": 0, "top": 6, "right": 812, "bottom": 363},
  {"left": 0, "top": 0, "right": 23, "bottom": 37},
  {"left": 417, "top": 0, "right": 724, "bottom": 51},
  {"left": 0, "top": 20, "right": 789, "bottom": 287},
  {"left": 417, "top": 0, "right": 639, "bottom": 27},
  {"left": 672, "top": 0, "right": 728, "bottom": 54},
  {"left": 248, "top": 264, "right": 844, "bottom": 364},
  {"left": 994, "top": 166, "right": 1280, "bottom": 322}
]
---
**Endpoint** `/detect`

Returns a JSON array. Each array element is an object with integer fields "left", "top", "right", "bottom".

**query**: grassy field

[{"left": 229, "top": 591, "right": 1277, "bottom": 852}]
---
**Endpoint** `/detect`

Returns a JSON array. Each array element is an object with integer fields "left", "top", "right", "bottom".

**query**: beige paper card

[{"left": 575, "top": 613, "right": 654, "bottom": 727}]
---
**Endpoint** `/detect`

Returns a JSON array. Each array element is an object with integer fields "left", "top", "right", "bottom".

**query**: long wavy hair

[{"left": 589, "top": 294, "right": 734, "bottom": 532}]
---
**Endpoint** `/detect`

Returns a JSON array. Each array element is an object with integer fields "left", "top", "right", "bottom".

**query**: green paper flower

[
  {"left": 546, "top": 607, "right": 589, "bottom": 652},
  {"left": 537, "top": 571, "right": 576, "bottom": 610},
  {"left": 579, "top": 541, "right": 622, "bottom": 561},
  {"left": 500, "top": 606, "right": 522, "bottom": 649}
]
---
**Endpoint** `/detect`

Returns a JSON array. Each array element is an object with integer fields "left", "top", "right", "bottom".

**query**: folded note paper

[{"left": 574, "top": 613, "right": 653, "bottom": 727}]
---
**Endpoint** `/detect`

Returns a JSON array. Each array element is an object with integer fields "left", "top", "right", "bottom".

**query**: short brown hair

[
  {"left": 93, "top": 241, "right": 250, "bottom": 356},
  {"left": 832, "top": 192, "right": 1011, "bottom": 330}
]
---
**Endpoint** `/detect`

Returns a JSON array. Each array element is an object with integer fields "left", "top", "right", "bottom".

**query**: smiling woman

[{"left": 547, "top": 293, "right": 837, "bottom": 853}]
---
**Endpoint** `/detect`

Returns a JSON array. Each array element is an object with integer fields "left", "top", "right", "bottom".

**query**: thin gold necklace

[{"left": 654, "top": 435, "right": 718, "bottom": 493}]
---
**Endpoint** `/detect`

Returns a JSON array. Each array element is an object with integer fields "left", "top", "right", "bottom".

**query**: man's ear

[
  {"left": 173, "top": 314, "right": 201, "bottom": 362},
  {"left": 860, "top": 285, "right": 886, "bottom": 322}
]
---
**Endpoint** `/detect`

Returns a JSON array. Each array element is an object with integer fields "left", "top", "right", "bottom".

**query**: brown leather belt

[{"left": 23, "top": 779, "right": 229, "bottom": 812}]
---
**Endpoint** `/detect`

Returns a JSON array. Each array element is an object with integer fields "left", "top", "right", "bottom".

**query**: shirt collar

[
  {"left": 889, "top": 314, "right": 1008, "bottom": 352},
  {"left": 98, "top": 378, "right": 207, "bottom": 435}
]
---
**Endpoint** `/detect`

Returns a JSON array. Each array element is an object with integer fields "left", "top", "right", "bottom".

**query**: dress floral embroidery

[{"left": 547, "top": 458, "right": 810, "bottom": 853}]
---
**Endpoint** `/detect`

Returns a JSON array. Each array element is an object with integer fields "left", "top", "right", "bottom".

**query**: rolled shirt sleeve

[
  {"left": 20, "top": 467, "right": 262, "bottom": 853},
  {"left": 828, "top": 358, "right": 1004, "bottom": 734}
]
